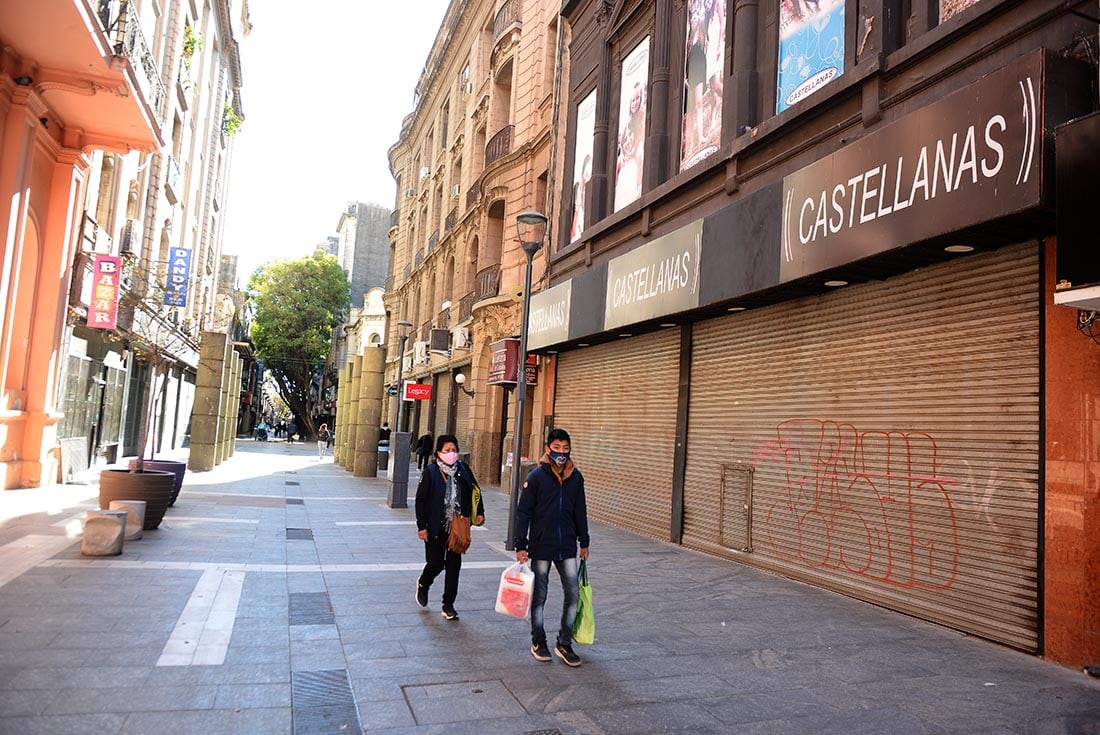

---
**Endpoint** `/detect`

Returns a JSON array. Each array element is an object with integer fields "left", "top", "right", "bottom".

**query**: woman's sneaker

[
  {"left": 530, "top": 641, "right": 551, "bottom": 662},
  {"left": 554, "top": 642, "right": 581, "bottom": 667},
  {"left": 415, "top": 583, "right": 428, "bottom": 608},
  {"left": 441, "top": 604, "right": 459, "bottom": 621}
]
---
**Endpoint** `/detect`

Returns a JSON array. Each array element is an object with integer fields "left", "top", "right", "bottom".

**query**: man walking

[{"left": 514, "top": 428, "right": 590, "bottom": 667}]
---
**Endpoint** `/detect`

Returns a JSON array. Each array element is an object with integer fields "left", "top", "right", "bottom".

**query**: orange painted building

[{"left": 0, "top": 0, "right": 164, "bottom": 488}]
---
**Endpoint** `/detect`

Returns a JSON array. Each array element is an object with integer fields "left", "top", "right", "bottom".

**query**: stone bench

[{"left": 81, "top": 510, "right": 127, "bottom": 556}]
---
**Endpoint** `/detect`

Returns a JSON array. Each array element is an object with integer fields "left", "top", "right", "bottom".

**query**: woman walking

[
  {"left": 414, "top": 434, "right": 484, "bottom": 621},
  {"left": 317, "top": 423, "right": 332, "bottom": 459}
]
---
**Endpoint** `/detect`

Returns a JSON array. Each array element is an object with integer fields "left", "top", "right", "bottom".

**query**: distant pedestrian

[
  {"left": 415, "top": 432, "right": 433, "bottom": 471},
  {"left": 379, "top": 422, "right": 391, "bottom": 444},
  {"left": 287, "top": 419, "right": 298, "bottom": 443},
  {"left": 415, "top": 434, "right": 484, "bottom": 621},
  {"left": 317, "top": 423, "right": 332, "bottom": 459},
  {"left": 514, "top": 428, "right": 590, "bottom": 667}
]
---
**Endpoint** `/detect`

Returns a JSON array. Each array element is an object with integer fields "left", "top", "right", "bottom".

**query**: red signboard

[
  {"left": 89, "top": 254, "right": 122, "bottom": 329},
  {"left": 487, "top": 338, "right": 539, "bottom": 386},
  {"left": 404, "top": 382, "right": 432, "bottom": 401}
]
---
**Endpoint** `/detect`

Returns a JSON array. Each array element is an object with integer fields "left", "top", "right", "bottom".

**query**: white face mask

[{"left": 438, "top": 451, "right": 458, "bottom": 466}]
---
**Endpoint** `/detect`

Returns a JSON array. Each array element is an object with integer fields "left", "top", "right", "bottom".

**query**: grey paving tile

[
  {"left": 223, "top": 644, "right": 291, "bottom": 666},
  {"left": 0, "top": 713, "right": 127, "bottom": 735},
  {"left": 213, "top": 682, "right": 292, "bottom": 708},
  {"left": 0, "top": 688, "right": 60, "bottom": 716},
  {"left": 44, "top": 685, "right": 218, "bottom": 714},
  {"left": 119, "top": 707, "right": 292, "bottom": 735},
  {"left": 6, "top": 665, "right": 151, "bottom": 691}
]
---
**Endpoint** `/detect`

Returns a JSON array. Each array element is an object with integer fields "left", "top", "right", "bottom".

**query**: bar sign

[{"left": 165, "top": 247, "right": 192, "bottom": 306}]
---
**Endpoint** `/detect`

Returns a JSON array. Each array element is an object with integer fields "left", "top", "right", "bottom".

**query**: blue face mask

[{"left": 549, "top": 451, "right": 570, "bottom": 466}]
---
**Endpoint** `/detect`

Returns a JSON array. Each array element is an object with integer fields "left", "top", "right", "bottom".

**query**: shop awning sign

[
  {"left": 604, "top": 218, "right": 702, "bottom": 330},
  {"left": 780, "top": 50, "right": 1081, "bottom": 283},
  {"left": 403, "top": 382, "right": 432, "bottom": 401},
  {"left": 527, "top": 280, "right": 572, "bottom": 351},
  {"left": 89, "top": 254, "right": 121, "bottom": 330},
  {"left": 164, "top": 247, "right": 192, "bottom": 306}
]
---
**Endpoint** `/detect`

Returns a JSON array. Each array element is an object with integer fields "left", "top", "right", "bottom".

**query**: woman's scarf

[{"left": 438, "top": 461, "right": 459, "bottom": 528}]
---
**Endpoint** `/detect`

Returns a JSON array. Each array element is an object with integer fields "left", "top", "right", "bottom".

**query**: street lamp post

[
  {"left": 506, "top": 210, "right": 548, "bottom": 551},
  {"left": 388, "top": 319, "right": 413, "bottom": 509}
]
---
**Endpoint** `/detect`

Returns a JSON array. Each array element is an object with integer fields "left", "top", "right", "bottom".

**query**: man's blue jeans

[{"left": 530, "top": 557, "right": 579, "bottom": 646}]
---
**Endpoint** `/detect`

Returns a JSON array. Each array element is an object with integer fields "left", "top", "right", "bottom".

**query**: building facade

[
  {"left": 533, "top": 0, "right": 1099, "bottom": 668},
  {"left": 0, "top": 0, "right": 247, "bottom": 486},
  {"left": 336, "top": 201, "right": 392, "bottom": 305},
  {"left": 385, "top": 0, "right": 562, "bottom": 483}
]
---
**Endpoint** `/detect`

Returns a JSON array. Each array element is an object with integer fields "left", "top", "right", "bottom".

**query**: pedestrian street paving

[{"left": 0, "top": 438, "right": 1097, "bottom": 734}]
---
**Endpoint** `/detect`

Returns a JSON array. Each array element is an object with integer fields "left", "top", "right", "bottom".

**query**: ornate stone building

[{"left": 385, "top": 0, "right": 563, "bottom": 483}]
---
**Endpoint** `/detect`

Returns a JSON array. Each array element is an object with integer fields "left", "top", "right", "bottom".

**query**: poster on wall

[
  {"left": 569, "top": 90, "right": 598, "bottom": 243},
  {"left": 777, "top": 0, "right": 845, "bottom": 113},
  {"left": 614, "top": 37, "right": 650, "bottom": 212},
  {"left": 681, "top": 0, "right": 725, "bottom": 170}
]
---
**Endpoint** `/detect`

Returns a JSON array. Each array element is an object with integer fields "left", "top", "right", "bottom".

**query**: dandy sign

[
  {"left": 164, "top": 247, "right": 192, "bottom": 306},
  {"left": 780, "top": 51, "right": 1052, "bottom": 282},
  {"left": 89, "top": 254, "right": 121, "bottom": 329}
]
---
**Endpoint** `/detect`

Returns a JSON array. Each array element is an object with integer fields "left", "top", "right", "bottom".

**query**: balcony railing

[
  {"left": 459, "top": 292, "right": 475, "bottom": 322},
  {"left": 444, "top": 208, "right": 458, "bottom": 234},
  {"left": 474, "top": 264, "right": 501, "bottom": 302},
  {"left": 420, "top": 320, "right": 431, "bottom": 343},
  {"left": 112, "top": 1, "right": 167, "bottom": 117},
  {"left": 414, "top": 249, "right": 424, "bottom": 267},
  {"left": 493, "top": 0, "right": 521, "bottom": 40},
  {"left": 485, "top": 125, "right": 513, "bottom": 167},
  {"left": 384, "top": 274, "right": 395, "bottom": 292},
  {"left": 427, "top": 230, "right": 439, "bottom": 254},
  {"left": 390, "top": 209, "right": 400, "bottom": 228},
  {"left": 466, "top": 179, "right": 481, "bottom": 209},
  {"left": 437, "top": 308, "right": 451, "bottom": 330}
]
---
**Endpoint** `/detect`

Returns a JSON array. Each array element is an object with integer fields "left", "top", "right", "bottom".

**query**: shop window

[
  {"left": 777, "top": 0, "right": 847, "bottom": 114},
  {"left": 568, "top": 89, "right": 597, "bottom": 245},
  {"left": 614, "top": 36, "right": 650, "bottom": 212},
  {"left": 682, "top": 0, "right": 725, "bottom": 169}
]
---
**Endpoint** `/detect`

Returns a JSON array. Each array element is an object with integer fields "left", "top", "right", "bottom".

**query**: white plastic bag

[{"left": 495, "top": 561, "right": 534, "bottom": 618}]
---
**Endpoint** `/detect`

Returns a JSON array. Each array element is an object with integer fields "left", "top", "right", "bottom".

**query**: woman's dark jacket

[
  {"left": 514, "top": 462, "right": 589, "bottom": 561},
  {"left": 414, "top": 461, "right": 485, "bottom": 541}
]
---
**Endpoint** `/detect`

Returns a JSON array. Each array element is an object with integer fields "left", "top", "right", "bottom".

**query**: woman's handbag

[
  {"left": 447, "top": 513, "right": 472, "bottom": 554},
  {"left": 572, "top": 559, "right": 595, "bottom": 644}
]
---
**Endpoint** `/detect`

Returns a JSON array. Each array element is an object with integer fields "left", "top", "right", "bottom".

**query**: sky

[{"left": 222, "top": 1, "right": 452, "bottom": 282}]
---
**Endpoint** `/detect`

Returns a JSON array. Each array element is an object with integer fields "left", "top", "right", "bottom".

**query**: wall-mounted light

[
  {"left": 727, "top": 306, "right": 746, "bottom": 312},
  {"left": 824, "top": 280, "right": 848, "bottom": 287},
  {"left": 454, "top": 372, "right": 474, "bottom": 397},
  {"left": 944, "top": 245, "right": 974, "bottom": 253}
]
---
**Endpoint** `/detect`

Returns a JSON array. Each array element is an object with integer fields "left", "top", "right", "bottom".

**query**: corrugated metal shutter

[
  {"left": 554, "top": 330, "right": 680, "bottom": 541},
  {"left": 682, "top": 242, "right": 1040, "bottom": 650},
  {"left": 434, "top": 372, "right": 451, "bottom": 439},
  {"left": 454, "top": 367, "right": 470, "bottom": 451}
]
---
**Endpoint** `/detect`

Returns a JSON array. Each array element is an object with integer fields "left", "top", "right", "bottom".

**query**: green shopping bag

[{"left": 572, "top": 559, "right": 595, "bottom": 645}]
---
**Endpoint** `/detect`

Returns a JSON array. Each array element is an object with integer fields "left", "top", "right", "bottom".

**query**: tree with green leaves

[{"left": 248, "top": 252, "right": 350, "bottom": 439}]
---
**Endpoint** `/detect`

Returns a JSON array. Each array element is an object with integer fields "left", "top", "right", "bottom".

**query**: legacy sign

[
  {"left": 605, "top": 218, "right": 702, "bottom": 330},
  {"left": 781, "top": 51, "right": 1052, "bottom": 282}
]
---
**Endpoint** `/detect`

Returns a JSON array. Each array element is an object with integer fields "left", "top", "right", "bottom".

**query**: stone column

[
  {"left": 215, "top": 344, "right": 233, "bottom": 466},
  {"left": 354, "top": 348, "right": 383, "bottom": 477},
  {"left": 346, "top": 355, "right": 362, "bottom": 474},
  {"left": 334, "top": 365, "right": 348, "bottom": 467},
  {"left": 339, "top": 360, "right": 354, "bottom": 469},
  {"left": 226, "top": 351, "right": 241, "bottom": 459},
  {"left": 189, "top": 331, "right": 228, "bottom": 471}
]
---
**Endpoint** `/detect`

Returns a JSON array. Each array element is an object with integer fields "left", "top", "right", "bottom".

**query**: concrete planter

[{"left": 99, "top": 469, "right": 174, "bottom": 530}]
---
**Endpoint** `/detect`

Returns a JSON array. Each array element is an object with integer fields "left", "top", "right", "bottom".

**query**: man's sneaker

[
  {"left": 441, "top": 604, "right": 459, "bottom": 621},
  {"left": 415, "top": 582, "right": 428, "bottom": 608},
  {"left": 530, "top": 641, "right": 551, "bottom": 662},
  {"left": 554, "top": 642, "right": 581, "bottom": 667}
]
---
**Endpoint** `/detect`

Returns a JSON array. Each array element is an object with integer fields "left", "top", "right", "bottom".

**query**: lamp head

[{"left": 515, "top": 210, "right": 548, "bottom": 257}]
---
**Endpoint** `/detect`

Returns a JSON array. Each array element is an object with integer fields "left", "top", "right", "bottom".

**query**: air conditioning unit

[
  {"left": 118, "top": 218, "right": 141, "bottom": 255},
  {"left": 429, "top": 328, "right": 450, "bottom": 353},
  {"left": 413, "top": 340, "right": 429, "bottom": 364},
  {"left": 403, "top": 355, "right": 413, "bottom": 372},
  {"left": 451, "top": 184, "right": 461, "bottom": 198},
  {"left": 451, "top": 326, "right": 470, "bottom": 350},
  {"left": 405, "top": 188, "right": 416, "bottom": 198},
  {"left": 463, "top": 81, "right": 473, "bottom": 97},
  {"left": 419, "top": 166, "right": 430, "bottom": 180}
]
